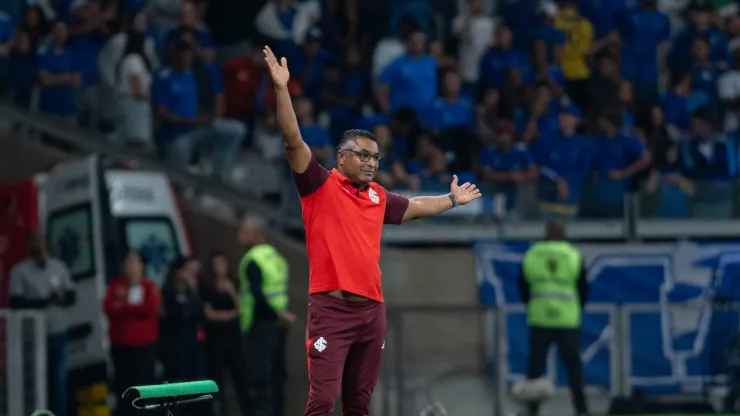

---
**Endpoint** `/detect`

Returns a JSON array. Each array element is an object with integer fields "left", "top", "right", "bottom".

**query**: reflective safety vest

[
  {"left": 238, "top": 244, "right": 289, "bottom": 332},
  {"left": 522, "top": 241, "right": 582, "bottom": 328}
]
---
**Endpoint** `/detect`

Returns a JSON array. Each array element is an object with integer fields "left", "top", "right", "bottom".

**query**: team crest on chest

[{"left": 368, "top": 188, "right": 380, "bottom": 204}]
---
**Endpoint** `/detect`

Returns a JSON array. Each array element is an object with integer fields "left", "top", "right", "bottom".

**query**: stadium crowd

[{"left": 1, "top": 0, "right": 740, "bottom": 219}]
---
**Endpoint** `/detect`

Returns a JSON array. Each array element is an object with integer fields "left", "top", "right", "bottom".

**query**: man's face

[
  {"left": 559, "top": 113, "right": 578, "bottom": 133},
  {"left": 238, "top": 223, "right": 258, "bottom": 246},
  {"left": 51, "top": 22, "right": 67, "bottom": 46},
  {"left": 692, "top": 39, "right": 710, "bottom": 61},
  {"left": 467, "top": 0, "right": 483, "bottom": 14},
  {"left": 27, "top": 233, "right": 46, "bottom": 259},
  {"left": 444, "top": 72, "right": 461, "bottom": 95},
  {"left": 176, "top": 49, "right": 194, "bottom": 68},
  {"left": 496, "top": 27, "right": 512, "bottom": 47},
  {"left": 692, "top": 10, "right": 710, "bottom": 28},
  {"left": 407, "top": 32, "right": 426, "bottom": 55},
  {"left": 180, "top": 1, "right": 197, "bottom": 26},
  {"left": 338, "top": 137, "right": 380, "bottom": 185}
]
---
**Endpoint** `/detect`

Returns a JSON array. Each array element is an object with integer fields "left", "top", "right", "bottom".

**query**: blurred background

[{"left": 2, "top": 0, "right": 740, "bottom": 415}]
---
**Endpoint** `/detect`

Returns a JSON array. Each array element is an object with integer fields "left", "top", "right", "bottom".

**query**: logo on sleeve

[
  {"left": 314, "top": 337, "right": 327, "bottom": 352},
  {"left": 368, "top": 189, "right": 380, "bottom": 204}
]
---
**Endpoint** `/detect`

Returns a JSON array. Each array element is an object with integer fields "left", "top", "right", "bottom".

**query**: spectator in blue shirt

[
  {"left": 175, "top": 28, "right": 246, "bottom": 181},
  {"left": 619, "top": 0, "right": 670, "bottom": 102},
  {"left": 322, "top": 44, "right": 369, "bottom": 144},
  {"left": 681, "top": 108, "right": 735, "bottom": 219},
  {"left": 690, "top": 37, "right": 722, "bottom": 116},
  {"left": 645, "top": 137, "right": 693, "bottom": 218},
  {"left": 478, "top": 25, "right": 532, "bottom": 93},
  {"left": 295, "top": 97, "right": 333, "bottom": 167},
  {"left": 536, "top": 105, "right": 593, "bottom": 218},
  {"left": 663, "top": 71, "right": 693, "bottom": 134},
  {"left": 589, "top": 106, "right": 650, "bottom": 218},
  {"left": 426, "top": 70, "right": 476, "bottom": 132},
  {"left": 578, "top": 0, "right": 634, "bottom": 40},
  {"left": 165, "top": 0, "right": 216, "bottom": 62},
  {"left": 670, "top": 3, "right": 729, "bottom": 72},
  {"left": 406, "top": 132, "right": 451, "bottom": 191},
  {"left": 521, "top": 81, "right": 559, "bottom": 148},
  {"left": 377, "top": 30, "right": 438, "bottom": 115},
  {"left": 9, "top": 29, "right": 38, "bottom": 109},
  {"left": 478, "top": 120, "right": 537, "bottom": 216},
  {"left": 68, "top": 1, "right": 110, "bottom": 128},
  {"left": 37, "top": 21, "right": 82, "bottom": 121},
  {"left": 532, "top": 2, "right": 565, "bottom": 67},
  {"left": 293, "top": 28, "right": 331, "bottom": 103},
  {"left": 373, "top": 124, "right": 419, "bottom": 190},
  {"left": 505, "top": 0, "right": 540, "bottom": 50}
]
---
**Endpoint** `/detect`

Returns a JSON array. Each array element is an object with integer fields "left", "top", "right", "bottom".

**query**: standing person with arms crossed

[
  {"left": 517, "top": 220, "right": 590, "bottom": 416},
  {"left": 261, "top": 45, "right": 483, "bottom": 416}
]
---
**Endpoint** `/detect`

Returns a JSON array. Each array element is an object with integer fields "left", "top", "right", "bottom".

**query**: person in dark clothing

[
  {"left": 237, "top": 216, "right": 294, "bottom": 416},
  {"left": 516, "top": 220, "right": 590, "bottom": 416},
  {"left": 160, "top": 257, "right": 206, "bottom": 383},
  {"left": 200, "top": 252, "right": 251, "bottom": 416}
]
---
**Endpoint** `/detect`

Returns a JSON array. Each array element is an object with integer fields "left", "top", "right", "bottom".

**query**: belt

[{"left": 531, "top": 291, "right": 577, "bottom": 300}]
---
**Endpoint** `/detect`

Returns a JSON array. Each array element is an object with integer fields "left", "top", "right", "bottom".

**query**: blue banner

[{"left": 474, "top": 241, "right": 740, "bottom": 394}]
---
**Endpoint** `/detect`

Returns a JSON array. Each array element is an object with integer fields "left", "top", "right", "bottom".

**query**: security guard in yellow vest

[
  {"left": 518, "top": 220, "right": 590, "bottom": 416},
  {"left": 237, "top": 216, "right": 295, "bottom": 416}
]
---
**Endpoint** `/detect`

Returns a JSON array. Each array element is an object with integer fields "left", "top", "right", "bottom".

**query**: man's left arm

[{"left": 384, "top": 175, "right": 482, "bottom": 223}]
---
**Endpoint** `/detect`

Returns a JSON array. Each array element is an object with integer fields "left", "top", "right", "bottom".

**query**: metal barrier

[
  {"left": 380, "top": 302, "right": 740, "bottom": 416},
  {"left": 0, "top": 309, "right": 47, "bottom": 416}
]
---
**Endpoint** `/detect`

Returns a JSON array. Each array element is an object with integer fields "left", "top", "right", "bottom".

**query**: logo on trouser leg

[
  {"left": 381, "top": 341, "right": 385, "bottom": 350},
  {"left": 314, "top": 337, "right": 327, "bottom": 352}
]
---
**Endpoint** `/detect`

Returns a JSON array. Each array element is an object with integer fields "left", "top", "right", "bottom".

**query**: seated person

[
  {"left": 295, "top": 96, "right": 333, "bottom": 167},
  {"left": 373, "top": 124, "right": 419, "bottom": 190},
  {"left": 406, "top": 131, "right": 450, "bottom": 191},
  {"left": 477, "top": 120, "right": 537, "bottom": 217}
]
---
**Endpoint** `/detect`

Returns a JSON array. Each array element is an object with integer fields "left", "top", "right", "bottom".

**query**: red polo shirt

[{"left": 293, "top": 159, "right": 409, "bottom": 302}]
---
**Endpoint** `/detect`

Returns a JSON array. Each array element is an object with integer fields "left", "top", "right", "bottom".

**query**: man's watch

[{"left": 448, "top": 194, "right": 459, "bottom": 208}]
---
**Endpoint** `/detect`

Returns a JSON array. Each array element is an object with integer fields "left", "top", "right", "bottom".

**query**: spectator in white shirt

[
  {"left": 452, "top": 0, "right": 496, "bottom": 95},
  {"left": 117, "top": 31, "right": 154, "bottom": 147},
  {"left": 718, "top": 48, "right": 740, "bottom": 132}
]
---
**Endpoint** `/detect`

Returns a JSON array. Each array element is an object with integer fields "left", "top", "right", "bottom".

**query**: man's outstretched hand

[
  {"left": 263, "top": 45, "right": 290, "bottom": 87},
  {"left": 450, "top": 175, "right": 482, "bottom": 205}
]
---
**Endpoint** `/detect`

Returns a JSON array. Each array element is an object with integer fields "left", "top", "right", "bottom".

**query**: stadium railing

[
  {"left": 0, "top": 309, "right": 46, "bottom": 416},
  {"left": 380, "top": 302, "right": 740, "bottom": 416}
]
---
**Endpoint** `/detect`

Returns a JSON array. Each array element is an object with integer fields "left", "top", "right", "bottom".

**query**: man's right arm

[{"left": 274, "top": 85, "right": 312, "bottom": 173}]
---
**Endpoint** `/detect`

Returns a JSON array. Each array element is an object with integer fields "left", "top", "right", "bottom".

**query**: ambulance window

[
  {"left": 122, "top": 218, "right": 180, "bottom": 287},
  {"left": 47, "top": 204, "right": 96, "bottom": 281}
]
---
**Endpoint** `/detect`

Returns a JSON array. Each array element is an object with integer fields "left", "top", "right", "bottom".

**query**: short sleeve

[
  {"left": 384, "top": 191, "right": 410, "bottom": 225},
  {"left": 292, "top": 158, "right": 331, "bottom": 197}
]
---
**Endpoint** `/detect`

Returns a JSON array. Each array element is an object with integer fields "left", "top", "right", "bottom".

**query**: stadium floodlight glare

[{"left": 122, "top": 380, "right": 218, "bottom": 414}]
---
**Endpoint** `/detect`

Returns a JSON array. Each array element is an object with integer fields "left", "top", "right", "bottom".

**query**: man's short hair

[{"left": 338, "top": 129, "right": 376, "bottom": 150}]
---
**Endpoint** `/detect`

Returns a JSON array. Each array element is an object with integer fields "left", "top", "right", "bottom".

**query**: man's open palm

[
  {"left": 450, "top": 175, "right": 482, "bottom": 205},
  {"left": 263, "top": 46, "right": 290, "bottom": 86}
]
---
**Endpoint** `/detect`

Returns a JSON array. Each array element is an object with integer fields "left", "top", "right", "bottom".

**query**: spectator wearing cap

[
  {"left": 588, "top": 106, "right": 650, "bottom": 218},
  {"left": 451, "top": 0, "right": 495, "bottom": 95},
  {"left": 680, "top": 108, "right": 735, "bottom": 218},
  {"left": 478, "top": 25, "right": 532, "bottom": 94},
  {"left": 291, "top": 27, "right": 331, "bottom": 103},
  {"left": 619, "top": 0, "right": 670, "bottom": 104},
  {"left": 536, "top": 105, "right": 594, "bottom": 219},
  {"left": 377, "top": 29, "right": 437, "bottom": 115},
  {"left": 532, "top": 0, "right": 565, "bottom": 68},
  {"left": 425, "top": 70, "right": 476, "bottom": 133},
  {"left": 37, "top": 20, "right": 82, "bottom": 121},
  {"left": 477, "top": 120, "right": 537, "bottom": 217},
  {"left": 670, "top": 3, "right": 729, "bottom": 72},
  {"left": 554, "top": 0, "right": 593, "bottom": 109},
  {"left": 165, "top": 0, "right": 215, "bottom": 62}
]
